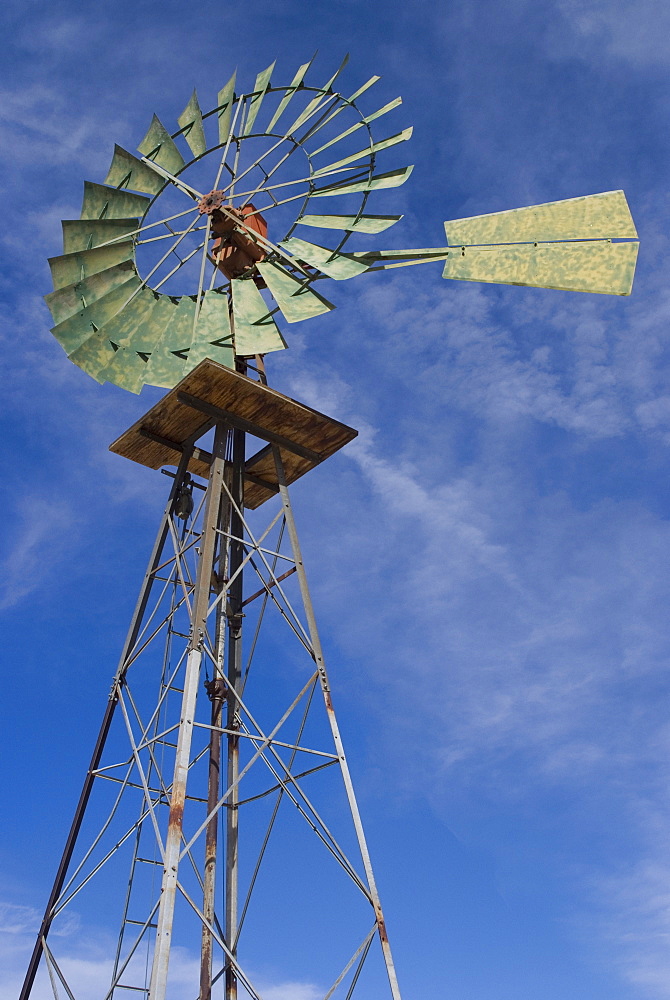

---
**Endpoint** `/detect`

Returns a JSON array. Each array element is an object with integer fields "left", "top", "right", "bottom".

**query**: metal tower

[{"left": 21, "top": 362, "right": 401, "bottom": 1000}]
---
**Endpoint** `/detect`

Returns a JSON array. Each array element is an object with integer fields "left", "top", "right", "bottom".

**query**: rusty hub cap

[{"left": 197, "top": 190, "right": 228, "bottom": 215}]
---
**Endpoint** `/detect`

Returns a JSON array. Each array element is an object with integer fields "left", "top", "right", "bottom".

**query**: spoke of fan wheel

[
  {"left": 95, "top": 205, "right": 200, "bottom": 250},
  {"left": 137, "top": 224, "right": 209, "bottom": 246},
  {"left": 236, "top": 93, "right": 346, "bottom": 208},
  {"left": 230, "top": 163, "right": 372, "bottom": 212},
  {"left": 117, "top": 211, "right": 203, "bottom": 315},
  {"left": 139, "top": 157, "right": 203, "bottom": 201},
  {"left": 218, "top": 90, "right": 338, "bottom": 202},
  {"left": 191, "top": 214, "right": 215, "bottom": 339},
  {"left": 228, "top": 99, "right": 247, "bottom": 202},
  {"left": 212, "top": 94, "right": 245, "bottom": 191},
  {"left": 151, "top": 239, "right": 207, "bottom": 294}
]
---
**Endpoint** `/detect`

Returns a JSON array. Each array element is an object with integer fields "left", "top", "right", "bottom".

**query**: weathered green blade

[
  {"left": 242, "top": 62, "right": 275, "bottom": 137},
  {"left": 256, "top": 261, "right": 335, "bottom": 323},
  {"left": 178, "top": 90, "right": 207, "bottom": 158},
  {"left": 297, "top": 213, "right": 402, "bottom": 234},
  {"left": 138, "top": 115, "right": 186, "bottom": 175},
  {"left": 186, "top": 290, "right": 234, "bottom": 371},
  {"left": 96, "top": 292, "right": 174, "bottom": 392},
  {"left": 44, "top": 261, "right": 137, "bottom": 325},
  {"left": 68, "top": 329, "right": 117, "bottom": 383},
  {"left": 285, "top": 55, "right": 350, "bottom": 135},
  {"left": 49, "top": 241, "right": 135, "bottom": 290},
  {"left": 232, "top": 279, "right": 287, "bottom": 356},
  {"left": 98, "top": 289, "right": 173, "bottom": 351},
  {"left": 311, "top": 98, "right": 403, "bottom": 155},
  {"left": 50, "top": 276, "right": 141, "bottom": 354},
  {"left": 104, "top": 145, "right": 165, "bottom": 195},
  {"left": 143, "top": 296, "right": 197, "bottom": 387},
  {"left": 312, "top": 128, "right": 413, "bottom": 176},
  {"left": 266, "top": 57, "right": 316, "bottom": 132},
  {"left": 81, "top": 182, "right": 150, "bottom": 220},
  {"left": 312, "top": 165, "right": 413, "bottom": 197},
  {"left": 445, "top": 191, "right": 638, "bottom": 246},
  {"left": 346, "top": 75, "right": 381, "bottom": 103},
  {"left": 62, "top": 219, "right": 139, "bottom": 254},
  {"left": 441, "top": 240, "right": 639, "bottom": 295},
  {"left": 97, "top": 346, "right": 148, "bottom": 393},
  {"left": 278, "top": 238, "right": 369, "bottom": 280},
  {"left": 217, "top": 72, "right": 237, "bottom": 144}
]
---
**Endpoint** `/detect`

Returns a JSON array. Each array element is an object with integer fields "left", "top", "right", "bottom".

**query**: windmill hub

[{"left": 197, "top": 188, "right": 227, "bottom": 214}]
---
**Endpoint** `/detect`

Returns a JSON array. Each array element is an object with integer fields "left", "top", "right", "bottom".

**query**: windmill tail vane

[{"left": 43, "top": 56, "right": 639, "bottom": 395}]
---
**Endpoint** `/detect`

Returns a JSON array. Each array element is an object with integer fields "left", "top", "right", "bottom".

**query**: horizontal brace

[
  {"left": 236, "top": 760, "right": 339, "bottom": 806},
  {"left": 161, "top": 468, "right": 206, "bottom": 491},
  {"left": 92, "top": 773, "right": 207, "bottom": 803},
  {"left": 216, "top": 529, "right": 295, "bottom": 563},
  {"left": 177, "top": 391, "right": 323, "bottom": 464},
  {"left": 193, "top": 722, "right": 339, "bottom": 759},
  {"left": 153, "top": 429, "right": 279, "bottom": 495},
  {"left": 141, "top": 427, "right": 213, "bottom": 466}
]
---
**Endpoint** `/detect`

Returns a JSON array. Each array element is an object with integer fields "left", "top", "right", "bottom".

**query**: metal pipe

[
  {"left": 199, "top": 474, "right": 230, "bottom": 1000},
  {"left": 149, "top": 425, "right": 228, "bottom": 1000},
  {"left": 225, "top": 423, "right": 245, "bottom": 1000},
  {"left": 199, "top": 675, "right": 226, "bottom": 1000}
]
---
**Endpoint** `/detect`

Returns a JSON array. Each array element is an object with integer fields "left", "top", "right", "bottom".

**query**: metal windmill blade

[{"left": 45, "top": 58, "right": 416, "bottom": 392}]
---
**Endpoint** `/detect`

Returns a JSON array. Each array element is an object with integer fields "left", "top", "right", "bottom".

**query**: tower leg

[
  {"left": 18, "top": 444, "right": 196, "bottom": 1000},
  {"left": 271, "top": 446, "right": 403, "bottom": 1000},
  {"left": 225, "top": 426, "right": 245, "bottom": 1000},
  {"left": 149, "top": 424, "right": 228, "bottom": 1000}
]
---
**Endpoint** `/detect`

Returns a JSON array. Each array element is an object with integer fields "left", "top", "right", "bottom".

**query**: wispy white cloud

[
  {"left": 0, "top": 909, "right": 320, "bottom": 1000},
  {"left": 0, "top": 494, "right": 73, "bottom": 610},
  {"left": 555, "top": 0, "right": 670, "bottom": 66}
]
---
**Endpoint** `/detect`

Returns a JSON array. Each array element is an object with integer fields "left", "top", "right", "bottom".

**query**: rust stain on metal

[{"left": 168, "top": 802, "right": 184, "bottom": 828}]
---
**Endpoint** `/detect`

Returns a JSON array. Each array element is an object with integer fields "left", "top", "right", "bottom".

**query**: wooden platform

[{"left": 109, "top": 360, "right": 358, "bottom": 509}]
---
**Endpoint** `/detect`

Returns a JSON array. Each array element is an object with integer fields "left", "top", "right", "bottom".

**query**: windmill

[{"left": 23, "top": 56, "right": 639, "bottom": 1000}]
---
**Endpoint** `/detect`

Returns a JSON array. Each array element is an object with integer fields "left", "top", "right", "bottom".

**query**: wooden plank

[
  {"left": 139, "top": 428, "right": 214, "bottom": 467},
  {"left": 109, "top": 359, "right": 357, "bottom": 509},
  {"left": 139, "top": 427, "right": 279, "bottom": 499},
  {"left": 177, "top": 391, "right": 323, "bottom": 464}
]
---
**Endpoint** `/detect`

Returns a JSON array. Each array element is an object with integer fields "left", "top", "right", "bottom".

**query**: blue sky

[{"left": 1, "top": 1, "right": 670, "bottom": 998}]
